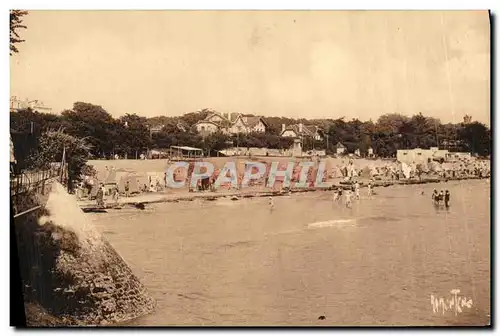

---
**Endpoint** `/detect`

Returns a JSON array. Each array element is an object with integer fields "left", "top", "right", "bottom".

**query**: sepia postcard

[{"left": 9, "top": 10, "right": 491, "bottom": 327}]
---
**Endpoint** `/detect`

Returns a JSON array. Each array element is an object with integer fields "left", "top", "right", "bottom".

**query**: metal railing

[
  {"left": 10, "top": 167, "right": 61, "bottom": 197},
  {"left": 10, "top": 165, "right": 68, "bottom": 218}
]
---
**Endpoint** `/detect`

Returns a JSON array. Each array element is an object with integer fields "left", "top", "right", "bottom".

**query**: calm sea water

[{"left": 90, "top": 179, "right": 490, "bottom": 326}]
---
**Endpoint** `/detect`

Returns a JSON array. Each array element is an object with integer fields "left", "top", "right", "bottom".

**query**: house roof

[
  {"left": 197, "top": 111, "right": 269, "bottom": 131},
  {"left": 281, "top": 124, "right": 322, "bottom": 137},
  {"left": 242, "top": 116, "right": 267, "bottom": 128},
  {"left": 176, "top": 122, "right": 188, "bottom": 131},
  {"left": 194, "top": 120, "right": 221, "bottom": 127},
  {"left": 150, "top": 125, "right": 164, "bottom": 131},
  {"left": 202, "top": 112, "right": 233, "bottom": 127},
  {"left": 170, "top": 145, "right": 203, "bottom": 152},
  {"left": 336, "top": 142, "right": 346, "bottom": 149}
]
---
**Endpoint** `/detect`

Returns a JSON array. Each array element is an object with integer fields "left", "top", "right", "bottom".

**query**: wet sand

[{"left": 89, "top": 179, "right": 490, "bottom": 326}]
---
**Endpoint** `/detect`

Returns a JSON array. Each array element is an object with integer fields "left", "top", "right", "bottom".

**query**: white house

[
  {"left": 335, "top": 142, "right": 347, "bottom": 155},
  {"left": 150, "top": 125, "right": 164, "bottom": 134},
  {"left": 228, "top": 115, "right": 267, "bottom": 134},
  {"left": 280, "top": 123, "right": 323, "bottom": 141},
  {"left": 194, "top": 120, "right": 224, "bottom": 135},
  {"left": 10, "top": 96, "right": 53, "bottom": 114},
  {"left": 205, "top": 112, "right": 227, "bottom": 124},
  {"left": 194, "top": 111, "right": 267, "bottom": 135}
]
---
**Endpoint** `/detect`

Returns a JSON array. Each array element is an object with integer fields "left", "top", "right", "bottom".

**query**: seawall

[{"left": 12, "top": 179, "right": 155, "bottom": 326}]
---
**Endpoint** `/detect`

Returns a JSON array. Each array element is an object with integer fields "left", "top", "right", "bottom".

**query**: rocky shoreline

[{"left": 14, "top": 182, "right": 156, "bottom": 327}]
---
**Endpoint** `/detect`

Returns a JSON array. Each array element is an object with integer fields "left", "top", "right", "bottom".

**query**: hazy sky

[{"left": 10, "top": 10, "right": 490, "bottom": 124}]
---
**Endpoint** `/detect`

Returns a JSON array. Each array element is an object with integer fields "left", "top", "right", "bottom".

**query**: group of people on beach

[{"left": 93, "top": 183, "right": 121, "bottom": 208}]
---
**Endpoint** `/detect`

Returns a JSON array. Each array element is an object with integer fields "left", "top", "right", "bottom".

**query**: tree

[
  {"left": 118, "top": 114, "right": 151, "bottom": 157},
  {"left": 458, "top": 122, "right": 491, "bottom": 156},
  {"left": 10, "top": 10, "right": 28, "bottom": 55},
  {"left": 61, "top": 102, "right": 117, "bottom": 158},
  {"left": 181, "top": 109, "right": 211, "bottom": 126},
  {"left": 27, "top": 130, "right": 92, "bottom": 192}
]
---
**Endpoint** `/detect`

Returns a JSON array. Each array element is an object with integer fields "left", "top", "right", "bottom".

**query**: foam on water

[{"left": 307, "top": 219, "right": 356, "bottom": 229}]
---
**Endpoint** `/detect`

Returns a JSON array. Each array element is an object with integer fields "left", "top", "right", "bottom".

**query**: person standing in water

[
  {"left": 439, "top": 190, "right": 445, "bottom": 204},
  {"left": 268, "top": 196, "right": 275, "bottom": 211},
  {"left": 367, "top": 181, "right": 373, "bottom": 197},
  {"left": 354, "top": 181, "right": 360, "bottom": 200},
  {"left": 345, "top": 189, "right": 353, "bottom": 208},
  {"left": 332, "top": 187, "right": 343, "bottom": 203},
  {"left": 432, "top": 189, "right": 439, "bottom": 204},
  {"left": 332, "top": 188, "right": 340, "bottom": 202},
  {"left": 444, "top": 190, "right": 450, "bottom": 207}
]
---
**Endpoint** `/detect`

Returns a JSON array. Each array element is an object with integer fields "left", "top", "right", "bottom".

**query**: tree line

[{"left": 11, "top": 102, "right": 491, "bottom": 171}]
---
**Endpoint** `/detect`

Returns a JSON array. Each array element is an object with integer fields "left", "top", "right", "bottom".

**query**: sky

[{"left": 10, "top": 10, "right": 490, "bottom": 124}]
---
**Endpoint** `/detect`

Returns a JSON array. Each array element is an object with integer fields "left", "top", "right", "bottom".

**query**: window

[{"left": 201, "top": 126, "right": 205, "bottom": 131}]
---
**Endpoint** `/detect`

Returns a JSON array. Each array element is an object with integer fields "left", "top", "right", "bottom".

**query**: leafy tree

[
  {"left": 27, "top": 130, "right": 91, "bottom": 192},
  {"left": 117, "top": 114, "right": 151, "bottom": 157},
  {"left": 61, "top": 102, "right": 117, "bottom": 158},
  {"left": 201, "top": 132, "right": 231, "bottom": 156},
  {"left": 10, "top": 10, "right": 28, "bottom": 55},
  {"left": 458, "top": 122, "right": 491, "bottom": 156},
  {"left": 181, "top": 109, "right": 211, "bottom": 126}
]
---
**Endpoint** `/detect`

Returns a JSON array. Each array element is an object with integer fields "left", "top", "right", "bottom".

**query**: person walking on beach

[
  {"left": 125, "top": 180, "right": 130, "bottom": 198},
  {"left": 110, "top": 186, "right": 119, "bottom": 205},
  {"left": 354, "top": 181, "right": 360, "bottom": 200},
  {"left": 96, "top": 183, "right": 105, "bottom": 208}
]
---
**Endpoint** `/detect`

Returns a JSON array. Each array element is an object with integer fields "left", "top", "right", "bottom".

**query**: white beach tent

[
  {"left": 116, "top": 172, "right": 147, "bottom": 194},
  {"left": 361, "top": 166, "right": 371, "bottom": 178},
  {"left": 401, "top": 162, "right": 412, "bottom": 179},
  {"left": 147, "top": 171, "right": 166, "bottom": 187}
]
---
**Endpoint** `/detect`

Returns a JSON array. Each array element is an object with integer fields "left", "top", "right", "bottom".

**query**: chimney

[
  {"left": 223, "top": 112, "right": 229, "bottom": 120},
  {"left": 299, "top": 123, "right": 303, "bottom": 133},
  {"left": 281, "top": 124, "right": 286, "bottom": 133}
]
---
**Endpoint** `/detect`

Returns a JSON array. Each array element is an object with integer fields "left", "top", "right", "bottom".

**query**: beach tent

[
  {"left": 147, "top": 171, "right": 166, "bottom": 187},
  {"left": 361, "top": 166, "right": 371, "bottom": 178},
  {"left": 401, "top": 162, "right": 412, "bottom": 179},
  {"left": 329, "top": 166, "right": 343, "bottom": 178},
  {"left": 116, "top": 172, "right": 147, "bottom": 194}
]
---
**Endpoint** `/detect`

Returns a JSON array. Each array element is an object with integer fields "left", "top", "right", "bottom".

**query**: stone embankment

[{"left": 13, "top": 181, "right": 155, "bottom": 326}]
